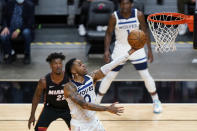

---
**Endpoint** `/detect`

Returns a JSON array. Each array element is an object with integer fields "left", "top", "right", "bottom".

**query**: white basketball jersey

[
  {"left": 66, "top": 75, "right": 96, "bottom": 122},
  {"left": 114, "top": 8, "right": 140, "bottom": 46}
]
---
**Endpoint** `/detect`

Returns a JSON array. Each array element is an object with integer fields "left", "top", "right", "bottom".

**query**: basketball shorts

[
  {"left": 35, "top": 106, "right": 71, "bottom": 131},
  {"left": 71, "top": 117, "right": 105, "bottom": 131},
  {"left": 111, "top": 43, "right": 147, "bottom": 71}
]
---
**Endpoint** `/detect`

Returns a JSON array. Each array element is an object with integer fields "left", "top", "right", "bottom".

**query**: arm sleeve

[{"left": 100, "top": 52, "right": 130, "bottom": 75}]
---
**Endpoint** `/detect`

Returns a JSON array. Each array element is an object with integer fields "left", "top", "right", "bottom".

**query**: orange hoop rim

[{"left": 147, "top": 12, "right": 186, "bottom": 25}]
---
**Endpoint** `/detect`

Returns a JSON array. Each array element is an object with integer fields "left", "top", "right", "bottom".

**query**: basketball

[{"left": 127, "top": 29, "right": 147, "bottom": 49}]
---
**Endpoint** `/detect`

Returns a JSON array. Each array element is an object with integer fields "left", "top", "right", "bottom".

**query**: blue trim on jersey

[
  {"left": 118, "top": 20, "right": 137, "bottom": 25},
  {"left": 117, "top": 8, "right": 135, "bottom": 19},
  {"left": 84, "top": 75, "right": 90, "bottom": 83},
  {"left": 77, "top": 81, "right": 93, "bottom": 92},
  {"left": 133, "top": 62, "right": 147, "bottom": 70},
  {"left": 130, "top": 57, "right": 147, "bottom": 62},
  {"left": 112, "top": 65, "right": 124, "bottom": 71},
  {"left": 71, "top": 79, "right": 83, "bottom": 87},
  {"left": 71, "top": 75, "right": 90, "bottom": 86}
]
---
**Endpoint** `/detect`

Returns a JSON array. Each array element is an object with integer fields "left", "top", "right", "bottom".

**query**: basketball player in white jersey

[
  {"left": 64, "top": 48, "right": 136, "bottom": 131},
  {"left": 96, "top": 0, "right": 162, "bottom": 113}
]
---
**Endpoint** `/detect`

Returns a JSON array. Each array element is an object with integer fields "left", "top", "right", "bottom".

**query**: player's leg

[
  {"left": 59, "top": 110, "right": 71, "bottom": 131},
  {"left": 138, "top": 68, "right": 162, "bottom": 113},
  {"left": 34, "top": 106, "right": 58, "bottom": 131},
  {"left": 129, "top": 48, "right": 162, "bottom": 113},
  {"left": 96, "top": 65, "right": 123, "bottom": 103}
]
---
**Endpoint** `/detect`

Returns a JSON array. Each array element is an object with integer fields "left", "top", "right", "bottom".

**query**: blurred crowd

[
  {"left": 0, "top": 0, "right": 195, "bottom": 64},
  {"left": 0, "top": 82, "right": 37, "bottom": 103}
]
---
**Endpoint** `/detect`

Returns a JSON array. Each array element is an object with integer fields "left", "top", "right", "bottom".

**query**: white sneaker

[
  {"left": 153, "top": 99, "right": 162, "bottom": 113},
  {"left": 78, "top": 24, "right": 86, "bottom": 36},
  {"left": 178, "top": 24, "right": 187, "bottom": 35}
]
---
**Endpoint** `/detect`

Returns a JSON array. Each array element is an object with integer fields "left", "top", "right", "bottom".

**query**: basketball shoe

[{"left": 153, "top": 99, "right": 162, "bottom": 113}]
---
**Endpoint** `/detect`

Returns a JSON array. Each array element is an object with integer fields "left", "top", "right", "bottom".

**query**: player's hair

[
  {"left": 65, "top": 58, "right": 76, "bottom": 79},
  {"left": 46, "top": 52, "right": 65, "bottom": 63},
  {"left": 119, "top": 0, "right": 133, "bottom": 3}
]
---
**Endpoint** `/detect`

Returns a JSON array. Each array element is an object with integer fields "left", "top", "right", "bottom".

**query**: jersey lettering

[
  {"left": 56, "top": 94, "right": 65, "bottom": 101},
  {"left": 79, "top": 86, "right": 94, "bottom": 96},
  {"left": 84, "top": 94, "right": 91, "bottom": 102},
  {"left": 48, "top": 89, "right": 64, "bottom": 95},
  {"left": 119, "top": 24, "right": 138, "bottom": 30}
]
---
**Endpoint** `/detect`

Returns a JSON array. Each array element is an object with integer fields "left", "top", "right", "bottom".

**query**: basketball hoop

[{"left": 147, "top": 12, "right": 188, "bottom": 53}]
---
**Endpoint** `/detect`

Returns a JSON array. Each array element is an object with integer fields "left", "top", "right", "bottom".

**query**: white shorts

[
  {"left": 111, "top": 43, "right": 147, "bottom": 64},
  {"left": 71, "top": 117, "right": 105, "bottom": 131}
]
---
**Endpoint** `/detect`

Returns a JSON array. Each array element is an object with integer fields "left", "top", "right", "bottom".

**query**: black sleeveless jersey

[{"left": 45, "top": 73, "right": 70, "bottom": 110}]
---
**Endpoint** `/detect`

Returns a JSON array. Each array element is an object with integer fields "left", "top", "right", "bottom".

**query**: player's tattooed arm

[
  {"left": 28, "top": 78, "right": 46, "bottom": 129},
  {"left": 64, "top": 82, "right": 124, "bottom": 115}
]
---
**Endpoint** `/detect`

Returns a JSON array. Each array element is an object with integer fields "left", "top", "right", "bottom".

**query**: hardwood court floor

[{"left": 0, "top": 104, "right": 197, "bottom": 131}]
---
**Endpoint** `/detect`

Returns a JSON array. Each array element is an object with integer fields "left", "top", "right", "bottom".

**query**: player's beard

[
  {"left": 55, "top": 72, "right": 61, "bottom": 75},
  {"left": 55, "top": 68, "right": 62, "bottom": 75}
]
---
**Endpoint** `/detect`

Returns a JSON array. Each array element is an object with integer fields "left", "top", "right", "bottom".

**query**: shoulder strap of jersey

[
  {"left": 114, "top": 11, "right": 118, "bottom": 20},
  {"left": 135, "top": 8, "right": 138, "bottom": 18},
  {"left": 113, "top": 11, "right": 119, "bottom": 26},
  {"left": 84, "top": 75, "right": 92, "bottom": 82}
]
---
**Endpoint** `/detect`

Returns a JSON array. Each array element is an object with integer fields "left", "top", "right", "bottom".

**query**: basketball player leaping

[
  {"left": 96, "top": 0, "right": 162, "bottom": 113},
  {"left": 64, "top": 48, "right": 136, "bottom": 131},
  {"left": 28, "top": 53, "right": 71, "bottom": 131}
]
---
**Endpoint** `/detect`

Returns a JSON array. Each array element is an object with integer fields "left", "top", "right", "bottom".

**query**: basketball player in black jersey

[{"left": 28, "top": 52, "right": 71, "bottom": 131}]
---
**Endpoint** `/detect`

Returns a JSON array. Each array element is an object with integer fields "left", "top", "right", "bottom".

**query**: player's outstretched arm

[
  {"left": 64, "top": 82, "right": 124, "bottom": 115},
  {"left": 28, "top": 78, "right": 46, "bottom": 129},
  {"left": 90, "top": 49, "right": 136, "bottom": 83}
]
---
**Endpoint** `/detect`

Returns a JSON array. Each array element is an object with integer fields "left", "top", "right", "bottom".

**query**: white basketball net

[{"left": 147, "top": 13, "right": 185, "bottom": 53}]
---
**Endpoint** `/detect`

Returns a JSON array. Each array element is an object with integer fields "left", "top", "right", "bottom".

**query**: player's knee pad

[
  {"left": 99, "top": 71, "right": 119, "bottom": 94},
  {"left": 138, "top": 69, "right": 156, "bottom": 93}
]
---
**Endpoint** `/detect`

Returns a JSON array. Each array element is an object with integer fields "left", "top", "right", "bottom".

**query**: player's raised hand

[
  {"left": 28, "top": 115, "right": 35, "bottom": 129},
  {"left": 107, "top": 102, "right": 124, "bottom": 115}
]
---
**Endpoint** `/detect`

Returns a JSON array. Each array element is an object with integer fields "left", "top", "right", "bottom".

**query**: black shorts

[{"left": 35, "top": 106, "right": 71, "bottom": 131}]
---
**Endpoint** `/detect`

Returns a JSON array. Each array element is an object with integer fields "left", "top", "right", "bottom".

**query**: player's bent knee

[{"left": 138, "top": 69, "right": 156, "bottom": 93}]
